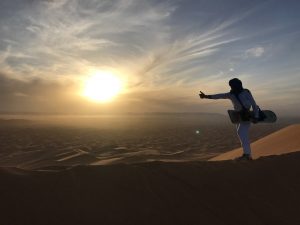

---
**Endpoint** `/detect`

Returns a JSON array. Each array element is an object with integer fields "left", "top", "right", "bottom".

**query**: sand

[
  {"left": 210, "top": 124, "right": 300, "bottom": 161},
  {"left": 0, "top": 117, "right": 300, "bottom": 225},
  {"left": 0, "top": 152, "right": 300, "bottom": 225},
  {"left": 0, "top": 115, "right": 289, "bottom": 169}
]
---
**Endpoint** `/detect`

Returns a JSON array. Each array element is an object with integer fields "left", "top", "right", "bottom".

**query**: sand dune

[
  {"left": 1, "top": 152, "right": 300, "bottom": 225},
  {"left": 210, "top": 124, "right": 300, "bottom": 161},
  {"left": 1, "top": 122, "right": 300, "bottom": 224},
  {"left": 0, "top": 114, "right": 292, "bottom": 168}
]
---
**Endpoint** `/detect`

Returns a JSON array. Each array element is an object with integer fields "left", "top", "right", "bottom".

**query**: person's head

[{"left": 229, "top": 78, "right": 243, "bottom": 93}]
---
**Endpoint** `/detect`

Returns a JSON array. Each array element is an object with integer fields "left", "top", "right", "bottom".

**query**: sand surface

[
  {"left": 0, "top": 152, "right": 300, "bottom": 225},
  {"left": 210, "top": 124, "right": 300, "bottom": 161},
  {"left": 0, "top": 115, "right": 289, "bottom": 169},
  {"left": 0, "top": 116, "right": 300, "bottom": 225}
]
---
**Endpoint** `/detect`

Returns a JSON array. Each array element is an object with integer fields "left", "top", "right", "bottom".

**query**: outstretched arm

[{"left": 199, "top": 91, "right": 230, "bottom": 99}]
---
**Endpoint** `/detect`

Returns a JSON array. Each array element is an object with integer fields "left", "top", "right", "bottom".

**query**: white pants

[{"left": 236, "top": 122, "right": 251, "bottom": 155}]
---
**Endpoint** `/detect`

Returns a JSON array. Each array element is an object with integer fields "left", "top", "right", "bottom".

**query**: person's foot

[{"left": 235, "top": 154, "right": 253, "bottom": 161}]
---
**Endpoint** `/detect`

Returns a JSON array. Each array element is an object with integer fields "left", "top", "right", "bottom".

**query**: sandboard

[{"left": 228, "top": 110, "right": 277, "bottom": 124}]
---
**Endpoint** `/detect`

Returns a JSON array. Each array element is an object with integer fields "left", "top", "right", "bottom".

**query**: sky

[{"left": 0, "top": 0, "right": 299, "bottom": 115}]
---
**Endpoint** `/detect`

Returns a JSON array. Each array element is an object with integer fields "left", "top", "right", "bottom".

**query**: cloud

[
  {"left": 0, "top": 0, "right": 176, "bottom": 81},
  {"left": 1, "top": 0, "right": 297, "bottom": 115},
  {"left": 0, "top": 71, "right": 92, "bottom": 113},
  {"left": 245, "top": 46, "right": 265, "bottom": 58},
  {"left": 0, "top": 0, "right": 258, "bottom": 86},
  {"left": 0, "top": 0, "right": 258, "bottom": 113}
]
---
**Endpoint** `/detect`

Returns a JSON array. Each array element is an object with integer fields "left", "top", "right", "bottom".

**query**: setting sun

[{"left": 83, "top": 71, "right": 122, "bottom": 102}]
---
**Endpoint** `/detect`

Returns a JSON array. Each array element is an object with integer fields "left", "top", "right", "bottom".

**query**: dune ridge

[{"left": 210, "top": 124, "right": 300, "bottom": 161}]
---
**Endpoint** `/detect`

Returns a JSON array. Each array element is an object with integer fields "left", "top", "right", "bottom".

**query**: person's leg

[{"left": 236, "top": 122, "right": 251, "bottom": 156}]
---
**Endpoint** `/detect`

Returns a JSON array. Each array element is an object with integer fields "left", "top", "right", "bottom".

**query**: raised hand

[{"left": 199, "top": 91, "right": 206, "bottom": 99}]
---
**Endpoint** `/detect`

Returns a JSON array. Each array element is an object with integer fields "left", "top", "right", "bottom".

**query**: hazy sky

[{"left": 0, "top": 0, "right": 299, "bottom": 115}]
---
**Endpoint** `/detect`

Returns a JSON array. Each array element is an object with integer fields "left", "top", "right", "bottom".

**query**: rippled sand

[{"left": 0, "top": 114, "right": 291, "bottom": 169}]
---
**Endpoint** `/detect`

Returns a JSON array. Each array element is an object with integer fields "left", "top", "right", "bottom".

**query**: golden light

[{"left": 83, "top": 71, "right": 122, "bottom": 102}]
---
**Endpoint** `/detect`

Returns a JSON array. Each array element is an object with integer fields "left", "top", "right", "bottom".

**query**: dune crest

[{"left": 210, "top": 124, "right": 300, "bottom": 161}]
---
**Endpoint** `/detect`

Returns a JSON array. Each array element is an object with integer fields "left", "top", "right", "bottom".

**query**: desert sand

[
  {"left": 0, "top": 117, "right": 300, "bottom": 225},
  {"left": 0, "top": 115, "right": 289, "bottom": 169},
  {"left": 210, "top": 124, "right": 300, "bottom": 161},
  {"left": 1, "top": 152, "right": 300, "bottom": 225}
]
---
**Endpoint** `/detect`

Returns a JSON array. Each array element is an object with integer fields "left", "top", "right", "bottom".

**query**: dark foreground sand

[{"left": 1, "top": 152, "right": 300, "bottom": 225}]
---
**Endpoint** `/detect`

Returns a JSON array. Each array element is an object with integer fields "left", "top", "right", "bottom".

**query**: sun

[{"left": 83, "top": 71, "right": 122, "bottom": 102}]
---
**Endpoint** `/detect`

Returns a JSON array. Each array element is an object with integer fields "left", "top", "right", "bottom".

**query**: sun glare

[{"left": 83, "top": 71, "right": 122, "bottom": 102}]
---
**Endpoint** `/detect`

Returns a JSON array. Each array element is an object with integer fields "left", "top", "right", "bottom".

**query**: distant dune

[
  {"left": 0, "top": 118, "right": 32, "bottom": 125},
  {"left": 210, "top": 124, "right": 300, "bottom": 161}
]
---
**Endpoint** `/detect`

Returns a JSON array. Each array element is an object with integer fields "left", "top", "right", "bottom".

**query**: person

[{"left": 199, "top": 78, "right": 259, "bottom": 160}]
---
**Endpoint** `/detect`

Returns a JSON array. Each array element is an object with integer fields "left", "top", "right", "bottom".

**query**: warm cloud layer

[{"left": 0, "top": 0, "right": 299, "bottom": 115}]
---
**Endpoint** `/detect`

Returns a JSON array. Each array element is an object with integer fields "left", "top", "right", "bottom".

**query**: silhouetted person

[{"left": 199, "top": 78, "right": 259, "bottom": 160}]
